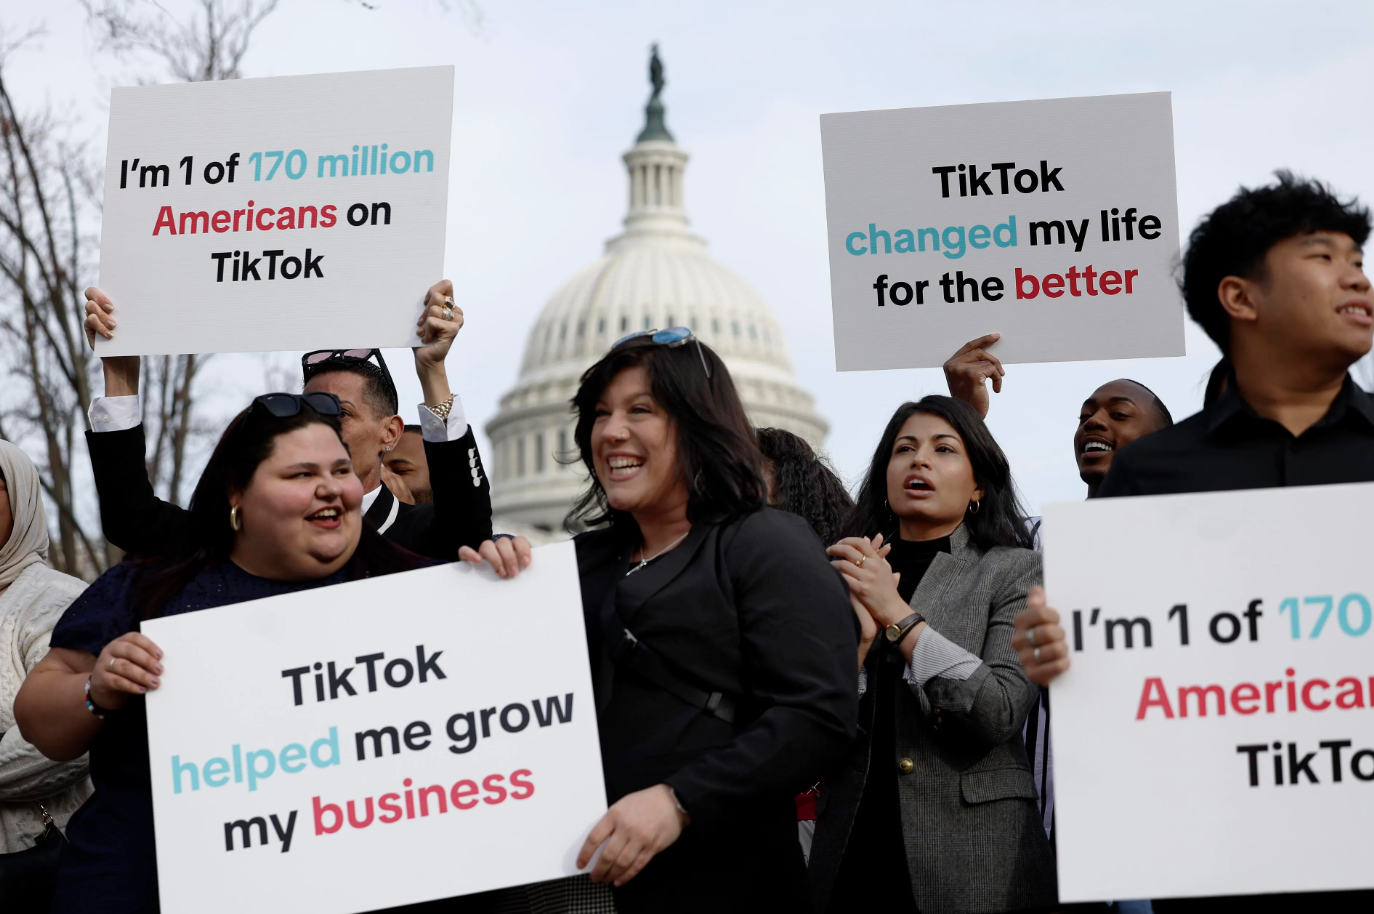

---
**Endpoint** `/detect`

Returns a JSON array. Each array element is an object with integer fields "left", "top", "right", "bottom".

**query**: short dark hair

[
  {"left": 1117, "top": 379, "right": 1173, "bottom": 428},
  {"left": 757, "top": 427, "right": 854, "bottom": 545},
  {"left": 1182, "top": 171, "right": 1371, "bottom": 354},
  {"left": 403, "top": 424, "right": 422, "bottom": 435},
  {"left": 567, "top": 336, "right": 765, "bottom": 532},
  {"left": 841, "top": 395, "right": 1034, "bottom": 552},
  {"left": 304, "top": 362, "right": 399, "bottom": 418}
]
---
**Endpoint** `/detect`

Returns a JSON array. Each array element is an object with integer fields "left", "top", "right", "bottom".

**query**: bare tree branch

[{"left": 81, "top": 0, "right": 280, "bottom": 82}]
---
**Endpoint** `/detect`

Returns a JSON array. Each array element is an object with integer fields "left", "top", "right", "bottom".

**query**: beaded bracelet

[
  {"left": 427, "top": 394, "right": 456, "bottom": 420},
  {"left": 84, "top": 675, "right": 114, "bottom": 719}
]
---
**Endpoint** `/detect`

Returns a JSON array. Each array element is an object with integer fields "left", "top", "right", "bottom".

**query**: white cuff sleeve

[
  {"left": 88, "top": 395, "right": 142, "bottom": 433},
  {"left": 416, "top": 394, "right": 469, "bottom": 442},
  {"left": 904, "top": 628, "right": 982, "bottom": 688}
]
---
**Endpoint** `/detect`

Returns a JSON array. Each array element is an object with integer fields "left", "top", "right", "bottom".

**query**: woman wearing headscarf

[{"left": 0, "top": 441, "right": 92, "bottom": 854}]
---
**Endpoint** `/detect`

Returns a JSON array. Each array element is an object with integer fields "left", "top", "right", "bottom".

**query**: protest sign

[
  {"left": 820, "top": 92, "right": 1183, "bottom": 370},
  {"left": 1043, "top": 483, "right": 1374, "bottom": 902},
  {"left": 96, "top": 66, "right": 453, "bottom": 356},
  {"left": 143, "top": 542, "right": 605, "bottom": 914}
]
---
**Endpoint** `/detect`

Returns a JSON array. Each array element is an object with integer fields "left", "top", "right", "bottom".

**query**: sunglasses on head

[
  {"left": 612, "top": 327, "right": 712, "bottom": 378},
  {"left": 251, "top": 392, "right": 342, "bottom": 418},
  {"left": 301, "top": 348, "right": 397, "bottom": 396}
]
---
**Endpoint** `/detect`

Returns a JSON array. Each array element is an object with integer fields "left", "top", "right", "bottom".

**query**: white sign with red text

[
  {"left": 1044, "top": 483, "right": 1374, "bottom": 902},
  {"left": 821, "top": 92, "right": 1184, "bottom": 370},
  {"left": 97, "top": 66, "right": 452, "bottom": 356},
  {"left": 143, "top": 542, "right": 605, "bottom": 914}
]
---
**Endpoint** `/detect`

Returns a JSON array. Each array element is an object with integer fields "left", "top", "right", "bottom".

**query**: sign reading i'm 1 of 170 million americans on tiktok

[
  {"left": 820, "top": 92, "right": 1184, "bottom": 370},
  {"left": 96, "top": 66, "right": 453, "bottom": 357}
]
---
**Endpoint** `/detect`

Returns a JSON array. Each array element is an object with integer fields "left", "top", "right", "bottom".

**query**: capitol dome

[{"left": 486, "top": 50, "right": 828, "bottom": 534}]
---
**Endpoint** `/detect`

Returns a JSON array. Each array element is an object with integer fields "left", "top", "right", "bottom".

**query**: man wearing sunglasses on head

[{"left": 81, "top": 280, "right": 494, "bottom": 562}]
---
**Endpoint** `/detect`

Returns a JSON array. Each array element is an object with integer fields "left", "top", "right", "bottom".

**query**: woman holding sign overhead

[
  {"left": 15, "top": 392, "right": 527, "bottom": 914},
  {"left": 566, "top": 329, "right": 858, "bottom": 913},
  {"left": 808, "top": 396, "right": 1057, "bottom": 914}
]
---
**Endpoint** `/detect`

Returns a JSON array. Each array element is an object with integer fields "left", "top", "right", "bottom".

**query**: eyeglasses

[
  {"left": 301, "top": 348, "right": 397, "bottom": 402},
  {"left": 251, "top": 392, "right": 342, "bottom": 418},
  {"left": 612, "top": 327, "right": 712, "bottom": 378}
]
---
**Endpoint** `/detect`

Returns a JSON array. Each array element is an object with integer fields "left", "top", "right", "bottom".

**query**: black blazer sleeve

[
  {"left": 663, "top": 510, "right": 859, "bottom": 830},
  {"left": 385, "top": 428, "right": 494, "bottom": 559},
  {"left": 84, "top": 425, "right": 191, "bottom": 557}
]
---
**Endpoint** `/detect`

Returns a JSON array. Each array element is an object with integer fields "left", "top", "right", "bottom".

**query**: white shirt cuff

[
  {"left": 416, "top": 394, "right": 469, "bottom": 442},
  {"left": 89, "top": 395, "right": 142, "bottom": 432},
  {"left": 904, "top": 628, "right": 982, "bottom": 687}
]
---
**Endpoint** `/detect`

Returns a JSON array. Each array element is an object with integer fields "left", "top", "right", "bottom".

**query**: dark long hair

[
  {"left": 133, "top": 399, "right": 417, "bottom": 618},
  {"left": 566, "top": 335, "right": 765, "bottom": 532},
  {"left": 841, "top": 395, "right": 1033, "bottom": 551},
  {"left": 757, "top": 427, "right": 854, "bottom": 545}
]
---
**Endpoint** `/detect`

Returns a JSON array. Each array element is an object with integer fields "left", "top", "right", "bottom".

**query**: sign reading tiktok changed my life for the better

[
  {"left": 821, "top": 92, "right": 1184, "bottom": 370},
  {"left": 143, "top": 542, "right": 607, "bottom": 914},
  {"left": 96, "top": 66, "right": 452, "bottom": 356},
  {"left": 1043, "top": 483, "right": 1374, "bottom": 903}
]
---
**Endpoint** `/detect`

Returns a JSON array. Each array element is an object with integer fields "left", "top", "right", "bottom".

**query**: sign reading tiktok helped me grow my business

[
  {"left": 1044, "top": 483, "right": 1374, "bottom": 902},
  {"left": 821, "top": 92, "right": 1183, "bottom": 370},
  {"left": 97, "top": 66, "right": 453, "bottom": 356},
  {"left": 143, "top": 542, "right": 606, "bottom": 914}
]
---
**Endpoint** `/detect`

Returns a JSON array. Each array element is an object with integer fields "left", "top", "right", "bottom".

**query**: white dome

[{"left": 485, "top": 84, "right": 828, "bottom": 534}]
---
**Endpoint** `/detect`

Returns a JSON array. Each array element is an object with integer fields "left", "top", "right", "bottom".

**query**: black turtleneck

[{"left": 828, "top": 534, "right": 950, "bottom": 911}]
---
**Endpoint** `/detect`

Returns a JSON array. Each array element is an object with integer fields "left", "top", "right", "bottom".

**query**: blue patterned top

[{"left": 48, "top": 558, "right": 371, "bottom": 913}]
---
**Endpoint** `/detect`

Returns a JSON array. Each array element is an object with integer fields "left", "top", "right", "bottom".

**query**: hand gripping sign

[
  {"left": 1043, "top": 483, "right": 1374, "bottom": 902},
  {"left": 820, "top": 92, "right": 1184, "bottom": 370},
  {"left": 97, "top": 66, "right": 453, "bottom": 356},
  {"left": 144, "top": 542, "right": 606, "bottom": 914}
]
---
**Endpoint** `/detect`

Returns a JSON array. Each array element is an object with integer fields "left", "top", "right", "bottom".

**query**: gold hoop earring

[
  {"left": 968, "top": 499, "right": 981, "bottom": 515},
  {"left": 229, "top": 504, "right": 242, "bottom": 531}
]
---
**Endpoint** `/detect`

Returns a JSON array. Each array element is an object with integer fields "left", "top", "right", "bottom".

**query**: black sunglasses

[
  {"left": 251, "top": 392, "right": 342, "bottom": 418},
  {"left": 301, "top": 348, "right": 397, "bottom": 399}
]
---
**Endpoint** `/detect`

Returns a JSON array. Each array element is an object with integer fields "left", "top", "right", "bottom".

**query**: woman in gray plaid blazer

[{"left": 811, "top": 396, "right": 1058, "bottom": 913}]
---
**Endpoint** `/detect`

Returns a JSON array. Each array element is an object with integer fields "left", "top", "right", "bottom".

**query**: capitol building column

[{"left": 485, "top": 49, "right": 828, "bottom": 539}]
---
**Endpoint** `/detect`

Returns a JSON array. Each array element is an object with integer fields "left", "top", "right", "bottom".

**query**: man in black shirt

[{"left": 1016, "top": 172, "right": 1374, "bottom": 912}]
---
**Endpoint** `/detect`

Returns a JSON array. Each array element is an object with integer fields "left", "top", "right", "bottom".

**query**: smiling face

[
  {"left": 591, "top": 366, "right": 688, "bottom": 522},
  {"left": 1245, "top": 232, "right": 1374, "bottom": 367},
  {"left": 1074, "top": 380, "right": 1167, "bottom": 487},
  {"left": 228, "top": 423, "right": 365, "bottom": 581},
  {"left": 884, "top": 412, "right": 983, "bottom": 541}
]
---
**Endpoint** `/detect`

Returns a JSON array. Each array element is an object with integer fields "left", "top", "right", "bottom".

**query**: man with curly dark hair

[{"left": 1096, "top": 170, "right": 1374, "bottom": 497}]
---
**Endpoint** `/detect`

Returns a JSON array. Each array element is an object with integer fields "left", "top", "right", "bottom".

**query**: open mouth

[
  {"left": 1337, "top": 302, "right": 1373, "bottom": 321},
  {"left": 606, "top": 455, "right": 644, "bottom": 481},
  {"left": 903, "top": 475, "right": 934, "bottom": 493},
  {"left": 1080, "top": 439, "right": 1114, "bottom": 456},
  {"left": 307, "top": 506, "right": 342, "bottom": 528}
]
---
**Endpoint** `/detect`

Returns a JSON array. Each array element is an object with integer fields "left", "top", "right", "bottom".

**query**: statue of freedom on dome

[
  {"left": 649, "top": 43, "right": 665, "bottom": 99},
  {"left": 637, "top": 43, "right": 674, "bottom": 142}
]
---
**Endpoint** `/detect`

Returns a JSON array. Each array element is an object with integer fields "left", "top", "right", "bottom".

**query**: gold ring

[
  {"left": 442, "top": 296, "right": 455, "bottom": 321},
  {"left": 854, "top": 555, "right": 866, "bottom": 568}
]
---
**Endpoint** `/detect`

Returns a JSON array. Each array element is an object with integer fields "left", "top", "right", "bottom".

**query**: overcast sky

[{"left": 11, "top": 0, "right": 1374, "bottom": 514}]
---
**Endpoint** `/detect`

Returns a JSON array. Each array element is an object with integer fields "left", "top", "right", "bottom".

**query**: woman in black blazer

[{"left": 567, "top": 329, "right": 859, "bottom": 913}]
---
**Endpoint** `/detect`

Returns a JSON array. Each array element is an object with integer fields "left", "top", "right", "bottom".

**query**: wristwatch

[{"left": 885, "top": 611, "right": 926, "bottom": 644}]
